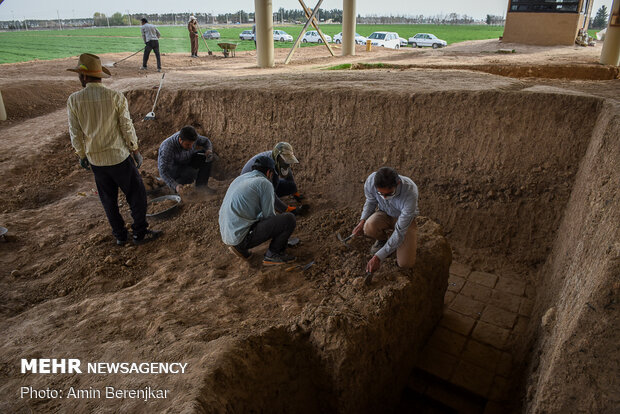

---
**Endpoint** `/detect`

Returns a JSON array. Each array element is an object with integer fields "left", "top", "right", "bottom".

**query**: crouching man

[
  {"left": 219, "top": 156, "right": 296, "bottom": 266},
  {"left": 352, "top": 167, "right": 419, "bottom": 273},
  {"left": 158, "top": 125, "right": 214, "bottom": 193}
]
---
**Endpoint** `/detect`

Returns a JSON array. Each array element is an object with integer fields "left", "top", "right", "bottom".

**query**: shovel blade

[{"left": 144, "top": 111, "right": 156, "bottom": 120}]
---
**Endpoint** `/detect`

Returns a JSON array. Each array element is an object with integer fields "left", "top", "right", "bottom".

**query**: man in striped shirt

[{"left": 67, "top": 53, "right": 161, "bottom": 246}]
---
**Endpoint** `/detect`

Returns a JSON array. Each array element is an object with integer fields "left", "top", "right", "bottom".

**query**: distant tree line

[{"left": 0, "top": 8, "right": 508, "bottom": 30}]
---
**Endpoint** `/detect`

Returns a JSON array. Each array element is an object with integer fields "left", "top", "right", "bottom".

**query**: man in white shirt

[
  {"left": 140, "top": 18, "right": 161, "bottom": 72},
  {"left": 352, "top": 167, "right": 419, "bottom": 273}
]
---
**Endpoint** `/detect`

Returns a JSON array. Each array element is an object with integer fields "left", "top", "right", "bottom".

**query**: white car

[
  {"left": 367, "top": 31, "right": 401, "bottom": 49},
  {"left": 302, "top": 30, "right": 332, "bottom": 43},
  {"left": 399, "top": 37, "right": 408, "bottom": 47},
  {"left": 408, "top": 33, "right": 447, "bottom": 49},
  {"left": 273, "top": 30, "right": 293, "bottom": 42},
  {"left": 239, "top": 30, "right": 254, "bottom": 40},
  {"left": 333, "top": 32, "right": 367, "bottom": 45}
]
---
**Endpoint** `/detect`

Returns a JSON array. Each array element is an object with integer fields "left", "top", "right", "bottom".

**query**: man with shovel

[
  {"left": 188, "top": 16, "right": 199, "bottom": 58},
  {"left": 67, "top": 53, "right": 161, "bottom": 246},
  {"left": 140, "top": 18, "right": 161, "bottom": 72},
  {"left": 352, "top": 167, "right": 419, "bottom": 273}
]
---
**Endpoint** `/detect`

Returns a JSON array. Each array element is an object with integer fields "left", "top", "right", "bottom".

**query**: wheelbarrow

[{"left": 217, "top": 42, "right": 237, "bottom": 58}]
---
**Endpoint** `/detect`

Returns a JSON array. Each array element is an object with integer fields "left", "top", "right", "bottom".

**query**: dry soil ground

[{"left": 0, "top": 40, "right": 618, "bottom": 413}]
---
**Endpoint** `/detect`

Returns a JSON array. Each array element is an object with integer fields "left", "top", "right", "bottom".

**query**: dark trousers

[
  {"left": 237, "top": 213, "right": 296, "bottom": 255},
  {"left": 91, "top": 157, "right": 148, "bottom": 241},
  {"left": 143, "top": 40, "right": 161, "bottom": 69},
  {"left": 173, "top": 154, "right": 212, "bottom": 187},
  {"left": 273, "top": 175, "right": 298, "bottom": 213}
]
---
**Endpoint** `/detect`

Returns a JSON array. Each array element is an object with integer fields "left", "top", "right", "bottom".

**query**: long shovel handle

[
  {"left": 114, "top": 47, "right": 145, "bottom": 66},
  {"left": 151, "top": 73, "right": 165, "bottom": 113},
  {"left": 195, "top": 22, "right": 213, "bottom": 54}
]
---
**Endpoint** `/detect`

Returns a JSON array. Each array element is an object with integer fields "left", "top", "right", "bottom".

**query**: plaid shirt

[{"left": 157, "top": 131, "right": 212, "bottom": 189}]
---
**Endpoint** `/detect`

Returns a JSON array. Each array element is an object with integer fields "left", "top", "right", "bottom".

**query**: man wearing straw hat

[
  {"left": 188, "top": 15, "right": 199, "bottom": 58},
  {"left": 67, "top": 53, "right": 162, "bottom": 246}
]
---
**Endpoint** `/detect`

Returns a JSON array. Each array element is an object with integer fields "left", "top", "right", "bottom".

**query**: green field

[{"left": 0, "top": 23, "right": 592, "bottom": 64}]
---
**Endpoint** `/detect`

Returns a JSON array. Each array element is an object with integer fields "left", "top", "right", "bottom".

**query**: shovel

[
  {"left": 144, "top": 73, "right": 165, "bottom": 121},
  {"left": 364, "top": 271, "right": 373, "bottom": 286},
  {"left": 195, "top": 22, "right": 214, "bottom": 56},
  {"left": 337, "top": 232, "right": 354, "bottom": 248},
  {"left": 106, "top": 47, "right": 145, "bottom": 67}
]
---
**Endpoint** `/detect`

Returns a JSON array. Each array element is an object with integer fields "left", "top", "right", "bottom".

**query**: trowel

[{"left": 337, "top": 232, "right": 354, "bottom": 248}]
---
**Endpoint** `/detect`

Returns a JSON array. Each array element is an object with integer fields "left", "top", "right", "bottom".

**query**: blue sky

[{"left": 0, "top": 0, "right": 613, "bottom": 21}]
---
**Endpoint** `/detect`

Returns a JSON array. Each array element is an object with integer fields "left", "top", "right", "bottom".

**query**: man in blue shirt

[
  {"left": 158, "top": 126, "right": 213, "bottom": 193},
  {"left": 352, "top": 167, "right": 419, "bottom": 273},
  {"left": 241, "top": 142, "right": 307, "bottom": 215},
  {"left": 219, "top": 156, "right": 296, "bottom": 265}
]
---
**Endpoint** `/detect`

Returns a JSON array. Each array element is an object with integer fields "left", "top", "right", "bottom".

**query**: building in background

[{"left": 503, "top": 0, "right": 594, "bottom": 45}]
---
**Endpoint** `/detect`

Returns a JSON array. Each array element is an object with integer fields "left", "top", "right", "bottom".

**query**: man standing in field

[
  {"left": 67, "top": 53, "right": 162, "bottom": 246},
  {"left": 140, "top": 18, "right": 161, "bottom": 72},
  {"left": 188, "top": 15, "right": 199, "bottom": 58},
  {"left": 351, "top": 167, "right": 419, "bottom": 273}
]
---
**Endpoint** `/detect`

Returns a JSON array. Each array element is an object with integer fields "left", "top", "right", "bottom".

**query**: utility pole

[
  {"left": 24, "top": 17, "right": 28, "bottom": 30},
  {"left": 106, "top": 15, "right": 110, "bottom": 28},
  {"left": 239, "top": 11, "right": 242, "bottom": 23},
  {"left": 57, "top": 10, "right": 63, "bottom": 30},
  {"left": 127, "top": 10, "right": 132, "bottom": 26}
]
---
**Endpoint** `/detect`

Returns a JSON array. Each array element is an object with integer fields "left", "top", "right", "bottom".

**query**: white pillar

[
  {"left": 0, "top": 90, "right": 7, "bottom": 121},
  {"left": 342, "top": 0, "right": 356, "bottom": 56},
  {"left": 600, "top": 0, "right": 620, "bottom": 66},
  {"left": 254, "top": 0, "right": 274, "bottom": 67}
]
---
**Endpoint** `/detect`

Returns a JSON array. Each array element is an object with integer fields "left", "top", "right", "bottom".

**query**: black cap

[{"left": 252, "top": 155, "right": 276, "bottom": 172}]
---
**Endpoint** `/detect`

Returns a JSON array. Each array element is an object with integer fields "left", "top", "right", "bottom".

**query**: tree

[{"left": 591, "top": 6, "right": 609, "bottom": 29}]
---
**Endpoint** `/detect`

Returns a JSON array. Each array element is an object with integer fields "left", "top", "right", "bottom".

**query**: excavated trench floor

[{"left": 1, "top": 55, "right": 618, "bottom": 413}]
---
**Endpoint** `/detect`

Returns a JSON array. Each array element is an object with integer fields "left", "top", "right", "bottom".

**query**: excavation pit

[{"left": 0, "top": 59, "right": 618, "bottom": 414}]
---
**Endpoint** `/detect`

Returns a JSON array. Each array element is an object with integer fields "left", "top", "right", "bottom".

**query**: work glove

[
  {"left": 287, "top": 204, "right": 309, "bottom": 216},
  {"left": 79, "top": 157, "right": 90, "bottom": 170},
  {"left": 293, "top": 192, "right": 305, "bottom": 202},
  {"left": 132, "top": 151, "right": 143, "bottom": 169}
]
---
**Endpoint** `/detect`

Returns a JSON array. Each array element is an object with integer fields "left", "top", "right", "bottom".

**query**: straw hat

[
  {"left": 67, "top": 53, "right": 111, "bottom": 78},
  {"left": 190, "top": 15, "right": 197, "bottom": 21}
]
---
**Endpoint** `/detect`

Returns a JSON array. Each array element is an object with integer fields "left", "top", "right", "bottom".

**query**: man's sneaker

[
  {"left": 229, "top": 245, "right": 251, "bottom": 260},
  {"left": 116, "top": 238, "right": 128, "bottom": 246},
  {"left": 139, "top": 66, "right": 147, "bottom": 70},
  {"left": 370, "top": 240, "right": 387, "bottom": 255},
  {"left": 133, "top": 229, "right": 162, "bottom": 245},
  {"left": 157, "top": 68, "right": 162, "bottom": 73},
  {"left": 263, "top": 252, "right": 296, "bottom": 266}
]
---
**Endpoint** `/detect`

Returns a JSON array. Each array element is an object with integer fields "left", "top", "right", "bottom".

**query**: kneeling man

[
  {"left": 352, "top": 167, "right": 419, "bottom": 273},
  {"left": 219, "top": 156, "right": 296, "bottom": 266},
  {"left": 158, "top": 125, "right": 214, "bottom": 193}
]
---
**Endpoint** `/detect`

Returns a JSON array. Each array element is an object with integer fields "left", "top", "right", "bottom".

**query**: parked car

[
  {"left": 333, "top": 32, "right": 367, "bottom": 45},
  {"left": 203, "top": 30, "right": 220, "bottom": 40},
  {"left": 273, "top": 30, "right": 293, "bottom": 42},
  {"left": 367, "top": 31, "right": 401, "bottom": 49},
  {"left": 302, "top": 30, "right": 332, "bottom": 43},
  {"left": 239, "top": 30, "right": 254, "bottom": 40},
  {"left": 399, "top": 37, "right": 408, "bottom": 47},
  {"left": 408, "top": 33, "right": 447, "bottom": 49}
]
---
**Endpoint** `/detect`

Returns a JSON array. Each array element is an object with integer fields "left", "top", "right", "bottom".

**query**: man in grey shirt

[
  {"left": 140, "top": 18, "right": 161, "bottom": 71},
  {"left": 157, "top": 126, "right": 214, "bottom": 193},
  {"left": 352, "top": 167, "right": 419, "bottom": 273}
]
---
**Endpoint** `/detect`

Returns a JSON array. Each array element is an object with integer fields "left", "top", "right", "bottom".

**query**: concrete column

[
  {"left": 600, "top": 0, "right": 620, "bottom": 66},
  {"left": 0, "top": 90, "right": 6, "bottom": 121},
  {"left": 254, "top": 0, "right": 274, "bottom": 67},
  {"left": 342, "top": 0, "right": 356, "bottom": 56}
]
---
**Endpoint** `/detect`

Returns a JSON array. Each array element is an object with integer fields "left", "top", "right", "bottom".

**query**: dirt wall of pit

[
  {"left": 127, "top": 82, "right": 601, "bottom": 271},
  {"left": 520, "top": 100, "right": 620, "bottom": 413}
]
